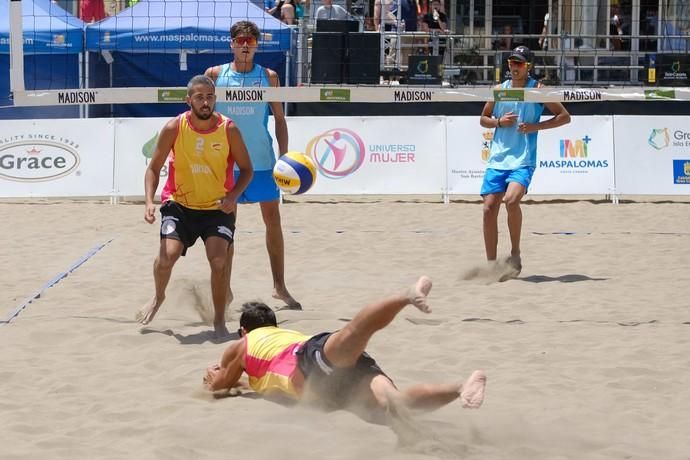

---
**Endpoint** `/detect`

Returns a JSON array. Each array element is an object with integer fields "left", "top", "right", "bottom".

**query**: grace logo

[
  {"left": 306, "top": 128, "right": 366, "bottom": 179},
  {"left": 0, "top": 141, "right": 80, "bottom": 182},
  {"left": 648, "top": 128, "right": 670, "bottom": 150}
]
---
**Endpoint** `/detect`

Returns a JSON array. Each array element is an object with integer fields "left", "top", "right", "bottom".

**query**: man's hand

[
  {"left": 144, "top": 203, "right": 156, "bottom": 224},
  {"left": 204, "top": 364, "right": 221, "bottom": 390},
  {"left": 499, "top": 111, "right": 518, "bottom": 127},
  {"left": 518, "top": 122, "right": 539, "bottom": 134},
  {"left": 218, "top": 194, "right": 237, "bottom": 214}
]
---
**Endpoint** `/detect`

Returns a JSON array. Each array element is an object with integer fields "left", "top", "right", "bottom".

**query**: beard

[{"left": 193, "top": 107, "right": 213, "bottom": 120}]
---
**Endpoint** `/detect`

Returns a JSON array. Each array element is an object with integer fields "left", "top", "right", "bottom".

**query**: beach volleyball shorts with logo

[
  {"left": 480, "top": 166, "right": 536, "bottom": 196},
  {"left": 233, "top": 169, "right": 280, "bottom": 204},
  {"left": 159, "top": 201, "right": 236, "bottom": 256},
  {"left": 296, "top": 332, "right": 393, "bottom": 408}
]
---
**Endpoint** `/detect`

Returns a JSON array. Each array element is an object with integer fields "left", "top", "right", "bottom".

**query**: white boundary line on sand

[{"left": 1, "top": 239, "right": 114, "bottom": 325}]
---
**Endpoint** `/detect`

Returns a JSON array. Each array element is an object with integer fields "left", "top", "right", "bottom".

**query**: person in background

[
  {"left": 205, "top": 21, "right": 301, "bottom": 311},
  {"left": 610, "top": 4, "right": 629, "bottom": 51},
  {"left": 420, "top": 0, "right": 447, "bottom": 57},
  {"left": 270, "top": 0, "right": 296, "bottom": 25},
  {"left": 79, "top": 0, "right": 106, "bottom": 22},
  {"left": 478, "top": 47, "right": 571, "bottom": 279},
  {"left": 315, "top": 0, "right": 349, "bottom": 20},
  {"left": 495, "top": 24, "right": 513, "bottom": 51}
]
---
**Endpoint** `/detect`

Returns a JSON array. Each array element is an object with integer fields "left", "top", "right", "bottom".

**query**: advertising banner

[
  {"left": 446, "top": 116, "right": 615, "bottom": 195},
  {"left": 446, "top": 116, "right": 489, "bottom": 194},
  {"left": 113, "top": 117, "right": 170, "bottom": 198},
  {"left": 614, "top": 116, "right": 690, "bottom": 195},
  {"left": 530, "top": 115, "right": 615, "bottom": 194},
  {"left": 0, "top": 119, "right": 114, "bottom": 198},
  {"left": 287, "top": 117, "right": 446, "bottom": 194}
]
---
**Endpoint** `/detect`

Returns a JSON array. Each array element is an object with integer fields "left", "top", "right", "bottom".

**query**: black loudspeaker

[
  {"left": 316, "top": 19, "right": 359, "bottom": 33},
  {"left": 311, "top": 32, "right": 346, "bottom": 84},
  {"left": 346, "top": 33, "right": 381, "bottom": 84}
]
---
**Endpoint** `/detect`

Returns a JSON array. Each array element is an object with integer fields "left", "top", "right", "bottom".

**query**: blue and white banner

[
  {"left": 0, "top": 0, "right": 84, "bottom": 54},
  {"left": 85, "top": 0, "right": 292, "bottom": 53}
]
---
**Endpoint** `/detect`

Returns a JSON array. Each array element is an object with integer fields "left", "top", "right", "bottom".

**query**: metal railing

[{"left": 294, "top": 23, "right": 690, "bottom": 86}]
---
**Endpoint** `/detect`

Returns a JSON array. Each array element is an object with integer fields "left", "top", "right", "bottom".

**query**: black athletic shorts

[
  {"left": 296, "top": 332, "right": 390, "bottom": 408},
  {"left": 159, "top": 201, "right": 235, "bottom": 256}
]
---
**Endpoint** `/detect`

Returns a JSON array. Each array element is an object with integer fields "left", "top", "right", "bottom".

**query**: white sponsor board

[
  {"left": 446, "top": 116, "right": 615, "bottom": 195},
  {"left": 614, "top": 116, "right": 690, "bottom": 194},
  {"left": 531, "top": 116, "right": 614, "bottom": 194},
  {"left": 6, "top": 115, "right": 689, "bottom": 200},
  {"left": 113, "top": 117, "right": 169, "bottom": 197},
  {"left": 446, "top": 116, "right": 489, "bottom": 194},
  {"left": 0, "top": 119, "right": 115, "bottom": 197},
  {"left": 287, "top": 117, "right": 446, "bottom": 194}
]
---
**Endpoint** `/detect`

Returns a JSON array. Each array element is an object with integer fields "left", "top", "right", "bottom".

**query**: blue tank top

[
  {"left": 488, "top": 78, "right": 544, "bottom": 170},
  {"left": 215, "top": 63, "right": 275, "bottom": 171}
]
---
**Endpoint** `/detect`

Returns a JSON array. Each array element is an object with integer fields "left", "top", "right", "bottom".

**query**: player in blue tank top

[
  {"left": 205, "top": 21, "right": 300, "bottom": 309},
  {"left": 479, "top": 46, "right": 571, "bottom": 279}
]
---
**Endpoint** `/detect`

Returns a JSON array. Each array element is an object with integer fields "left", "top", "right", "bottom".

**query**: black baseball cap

[{"left": 508, "top": 46, "right": 532, "bottom": 63}]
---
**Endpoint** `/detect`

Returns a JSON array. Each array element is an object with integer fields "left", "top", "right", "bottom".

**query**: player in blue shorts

[
  {"left": 205, "top": 21, "right": 300, "bottom": 309},
  {"left": 479, "top": 46, "right": 570, "bottom": 278}
]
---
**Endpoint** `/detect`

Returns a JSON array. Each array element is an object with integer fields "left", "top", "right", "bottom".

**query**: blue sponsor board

[{"left": 673, "top": 159, "right": 690, "bottom": 184}]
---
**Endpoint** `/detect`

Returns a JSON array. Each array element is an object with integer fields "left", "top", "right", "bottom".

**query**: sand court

[{"left": 1, "top": 199, "right": 689, "bottom": 459}]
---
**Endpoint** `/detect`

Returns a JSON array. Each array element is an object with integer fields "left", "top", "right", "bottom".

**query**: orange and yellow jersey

[
  {"left": 163, "top": 111, "right": 235, "bottom": 210},
  {"left": 243, "top": 327, "right": 312, "bottom": 399}
]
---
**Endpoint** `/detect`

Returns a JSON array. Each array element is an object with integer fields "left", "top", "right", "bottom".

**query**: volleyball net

[{"left": 5, "top": 0, "right": 690, "bottom": 108}]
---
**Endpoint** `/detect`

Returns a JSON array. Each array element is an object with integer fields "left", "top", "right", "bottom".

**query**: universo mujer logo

[{"left": 305, "top": 128, "right": 366, "bottom": 179}]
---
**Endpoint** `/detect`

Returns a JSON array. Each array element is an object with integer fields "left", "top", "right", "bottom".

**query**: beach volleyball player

[
  {"left": 138, "top": 75, "right": 253, "bottom": 338},
  {"left": 479, "top": 46, "right": 570, "bottom": 278},
  {"left": 204, "top": 276, "right": 487, "bottom": 423},
  {"left": 205, "top": 20, "right": 301, "bottom": 310}
]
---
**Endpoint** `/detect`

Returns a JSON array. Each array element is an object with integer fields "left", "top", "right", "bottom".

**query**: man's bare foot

[
  {"left": 460, "top": 370, "right": 486, "bottom": 409},
  {"left": 136, "top": 296, "right": 164, "bottom": 325},
  {"left": 407, "top": 276, "right": 433, "bottom": 313},
  {"left": 273, "top": 287, "right": 302, "bottom": 310},
  {"left": 214, "top": 321, "right": 231, "bottom": 340},
  {"left": 507, "top": 254, "right": 522, "bottom": 275}
]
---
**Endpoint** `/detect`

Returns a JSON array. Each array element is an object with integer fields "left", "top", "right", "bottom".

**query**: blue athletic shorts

[
  {"left": 480, "top": 167, "right": 536, "bottom": 196},
  {"left": 233, "top": 169, "right": 280, "bottom": 204}
]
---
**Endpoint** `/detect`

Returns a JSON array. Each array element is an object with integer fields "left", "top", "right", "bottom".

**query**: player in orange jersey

[
  {"left": 204, "top": 276, "right": 486, "bottom": 422},
  {"left": 138, "top": 75, "right": 253, "bottom": 338}
]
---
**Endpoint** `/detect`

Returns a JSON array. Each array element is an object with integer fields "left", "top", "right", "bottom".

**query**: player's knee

[
  {"left": 483, "top": 201, "right": 500, "bottom": 217},
  {"left": 157, "top": 252, "right": 179, "bottom": 270},
  {"left": 504, "top": 195, "right": 522, "bottom": 209},
  {"left": 207, "top": 254, "right": 227, "bottom": 273}
]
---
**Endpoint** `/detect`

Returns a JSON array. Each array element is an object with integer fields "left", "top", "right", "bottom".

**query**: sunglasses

[
  {"left": 232, "top": 36, "right": 258, "bottom": 46},
  {"left": 507, "top": 59, "right": 527, "bottom": 67}
]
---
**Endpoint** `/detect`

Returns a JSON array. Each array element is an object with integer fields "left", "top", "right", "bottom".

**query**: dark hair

[
  {"left": 186, "top": 75, "right": 215, "bottom": 96},
  {"left": 239, "top": 302, "right": 277, "bottom": 332},
  {"left": 230, "top": 21, "right": 260, "bottom": 40}
]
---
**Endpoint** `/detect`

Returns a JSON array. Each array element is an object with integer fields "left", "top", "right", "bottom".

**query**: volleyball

[{"left": 273, "top": 152, "right": 317, "bottom": 195}]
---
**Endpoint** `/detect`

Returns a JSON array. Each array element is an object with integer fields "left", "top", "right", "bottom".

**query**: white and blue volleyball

[{"left": 272, "top": 151, "right": 317, "bottom": 195}]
